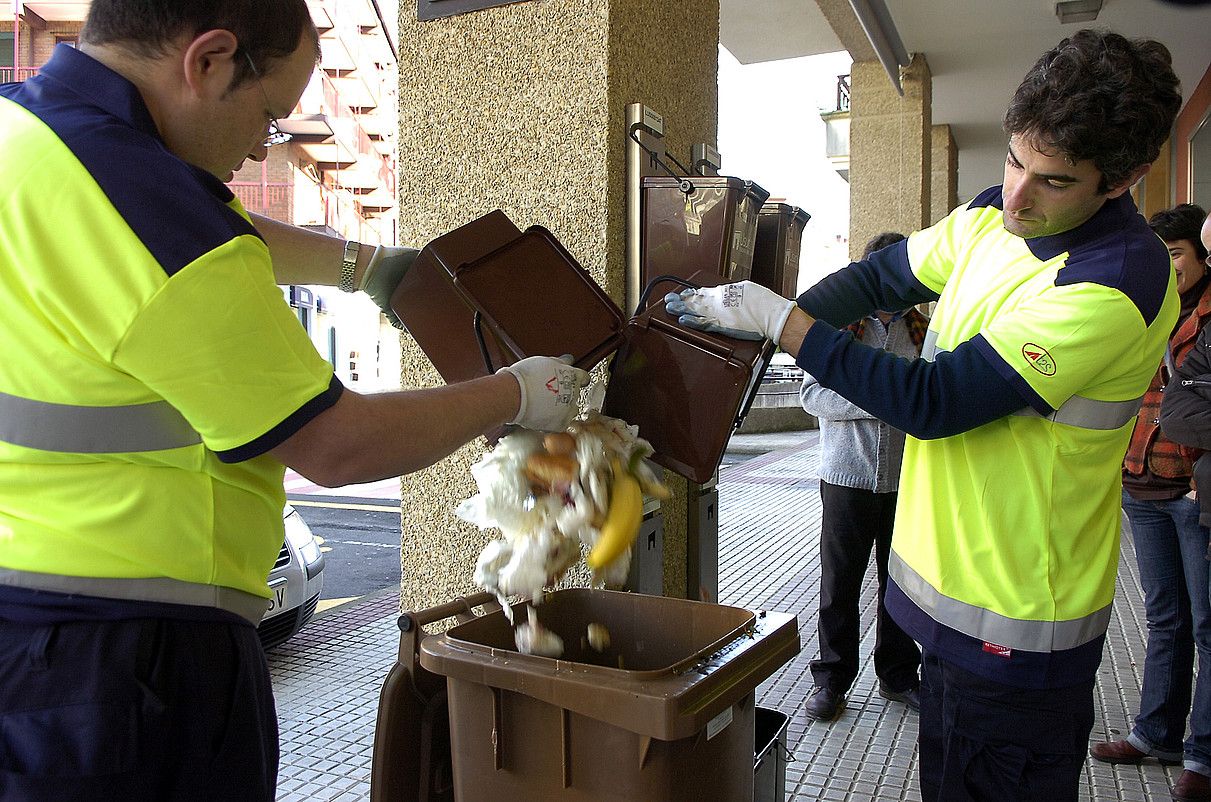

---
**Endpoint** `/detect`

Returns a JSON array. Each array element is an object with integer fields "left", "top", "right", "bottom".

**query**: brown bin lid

[
  {"left": 418, "top": 588, "right": 800, "bottom": 742},
  {"left": 603, "top": 306, "right": 774, "bottom": 484},
  {"left": 388, "top": 210, "right": 519, "bottom": 385},
  {"left": 759, "top": 202, "right": 812, "bottom": 225},
  {"left": 390, "top": 212, "right": 626, "bottom": 382},
  {"left": 452, "top": 226, "right": 624, "bottom": 372}
]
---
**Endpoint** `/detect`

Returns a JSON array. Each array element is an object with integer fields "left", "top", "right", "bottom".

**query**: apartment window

[
  {"left": 0, "top": 33, "right": 14, "bottom": 69},
  {"left": 55, "top": 36, "right": 78, "bottom": 48}
]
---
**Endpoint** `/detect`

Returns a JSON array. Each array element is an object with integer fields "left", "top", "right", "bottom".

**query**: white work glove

[
  {"left": 497, "top": 356, "right": 589, "bottom": 432},
  {"left": 360, "top": 245, "right": 419, "bottom": 329},
  {"left": 664, "top": 280, "right": 796, "bottom": 342}
]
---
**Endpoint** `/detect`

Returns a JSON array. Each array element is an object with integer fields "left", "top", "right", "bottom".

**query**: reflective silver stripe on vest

[
  {"left": 889, "top": 552, "right": 1110, "bottom": 652},
  {"left": 0, "top": 569, "right": 268, "bottom": 624},
  {"left": 1011, "top": 395, "right": 1141, "bottom": 430},
  {"left": 0, "top": 391, "right": 202, "bottom": 453},
  {"left": 921, "top": 329, "right": 940, "bottom": 362},
  {"left": 918, "top": 334, "right": 1141, "bottom": 430}
]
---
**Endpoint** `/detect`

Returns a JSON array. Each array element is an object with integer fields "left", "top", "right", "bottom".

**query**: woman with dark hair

[{"left": 1093, "top": 204, "right": 1211, "bottom": 801}]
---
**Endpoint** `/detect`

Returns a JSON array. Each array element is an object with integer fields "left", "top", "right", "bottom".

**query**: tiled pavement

[{"left": 269, "top": 431, "right": 1175, "bottom": 801}]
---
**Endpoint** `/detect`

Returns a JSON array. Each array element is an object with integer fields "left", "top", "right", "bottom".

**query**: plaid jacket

[{"left": 1123, "top": 282, "right": 1211, "bottom": 479}]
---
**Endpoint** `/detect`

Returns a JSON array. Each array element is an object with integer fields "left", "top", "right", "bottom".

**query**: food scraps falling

[{"left": 457, "top": 412, "right": 668, "bottom": 655}]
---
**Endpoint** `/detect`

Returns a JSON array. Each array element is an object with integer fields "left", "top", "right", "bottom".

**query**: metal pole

[
  {"left": 625, "top": 103, "right": 644, "bottom": 315},
  {"left": 13, "top": 1, "right": 21, "bottom": 76}
]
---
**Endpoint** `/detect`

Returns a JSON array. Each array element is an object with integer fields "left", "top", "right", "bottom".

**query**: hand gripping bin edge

[{"left": 417, "top": 588, "right": 800, "bottom": 802}]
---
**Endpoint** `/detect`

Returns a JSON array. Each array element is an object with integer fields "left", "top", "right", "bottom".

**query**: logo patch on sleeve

[{"left": 1022, "top": 343, "right": 1056, "bottom": 376}]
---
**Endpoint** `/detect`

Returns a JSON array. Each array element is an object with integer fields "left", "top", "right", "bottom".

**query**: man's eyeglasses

[{"left": 242, "top": 51, "right": 292, "bottom": 148}]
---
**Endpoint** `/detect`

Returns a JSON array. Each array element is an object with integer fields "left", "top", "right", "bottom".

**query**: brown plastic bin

[
  {"left": 603, "top": 300, "right": 775, "bottom": 484},
  {"left": 417, "top": 588, "right": 799, "bottom": 802},
  {"left": 388, "top": 211, "right": 518, "bottom": 385},
  {"left": 750, "top": 203, "right": 811, "bottom": 299},
  {"left": 641, "top": 176, "right": 770, "bottom": 297},
  {"left": 370, "top": 591, "right": 502, "bottom": 802},
  {"left": 452, "top": 227, "right": 623, "bottom": 371},
  {"left": 388, "top": 212, "right": 623, "bottom": 384}
]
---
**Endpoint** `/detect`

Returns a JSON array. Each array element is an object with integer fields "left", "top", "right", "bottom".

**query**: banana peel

[{"left": 586, "top": 458, "right": 643, "bottom": 570}]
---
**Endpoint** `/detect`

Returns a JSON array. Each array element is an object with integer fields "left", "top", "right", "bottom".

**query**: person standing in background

[
  {"left": 1092, "top": 204, "right": 1211, "bottom": 802},
  {"left": 800, "top": 232, "right": 927, "bottom": 722}
]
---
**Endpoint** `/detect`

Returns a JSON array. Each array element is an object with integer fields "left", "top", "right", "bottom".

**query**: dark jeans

[
  {"left": 0, "top": 615, "right": 278, "bottom": 801},
  {"left": 1122, "top": 490, "right": 1211, "bottom": 772},
  {"left": 918, "top": 651, "right": 1095, "bottom": 802},
  {"left": 811, "top": 481, "right": 920, "bottom": 694}
]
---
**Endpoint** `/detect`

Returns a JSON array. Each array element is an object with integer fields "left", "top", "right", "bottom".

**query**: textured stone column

[
  {"left": 393, "top": 1, "right": 719, "bottom": 612},
  {"left": 931, "top": 124, "right": 958, "bottom": 224},
  {"left": 848, "top": 54, "right": 932, "bottom": 258}
]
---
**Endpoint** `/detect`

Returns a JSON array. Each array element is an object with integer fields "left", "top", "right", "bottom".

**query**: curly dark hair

[
  {"left": 82, "top": 0, "right": 318, "bottom": 88},
  {"left": 1149, "top": 204, "right": 1209, "bottom": 264},
  {"left": 1003, "top": 29, "right": 1182, "bottom": 194},
  {"left": 861, "top": 232, "right": 906, "bottom": 260}
]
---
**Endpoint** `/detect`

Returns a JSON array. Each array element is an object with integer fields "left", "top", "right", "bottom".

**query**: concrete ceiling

[{"left": 720, "top": 0, "right": 1211, "bottom": 202}]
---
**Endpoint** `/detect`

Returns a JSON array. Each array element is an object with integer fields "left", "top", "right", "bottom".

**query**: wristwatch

[{"left": 339, "top": 240, "right": 360, "bottom": 293}]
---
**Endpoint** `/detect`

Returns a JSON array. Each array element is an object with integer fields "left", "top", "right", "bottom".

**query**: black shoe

[
  {"left": 804, "top": 686, "right": 844, "bottom": 721},
  {"left": 878, "top": 682, "right": 920, "bottom": 712}
]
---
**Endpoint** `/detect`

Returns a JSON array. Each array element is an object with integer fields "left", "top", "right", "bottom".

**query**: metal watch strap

[{"left": 339, "top": 240, "right": 360, "bottom": 293}]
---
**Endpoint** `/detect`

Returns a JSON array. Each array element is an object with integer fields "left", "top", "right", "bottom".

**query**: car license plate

[{"left": 266, "top": 578, "right": 288, "bottom": 615}]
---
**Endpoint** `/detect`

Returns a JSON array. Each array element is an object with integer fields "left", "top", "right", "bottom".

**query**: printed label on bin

[{"left": 706, "top": 705, "right": 734, "bottom": 741}]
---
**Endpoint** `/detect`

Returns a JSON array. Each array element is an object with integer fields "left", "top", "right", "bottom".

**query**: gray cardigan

[{"left": 800, "top": 315, "right": 924, "bottom": 493}]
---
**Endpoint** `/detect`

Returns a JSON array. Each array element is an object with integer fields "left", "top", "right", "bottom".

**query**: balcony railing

[
  {"left": 230, "top": 181, "right": 293, "bottom": 216},
  {"left": 0, "top": 67, "right": 40, "bottom": 83},
  {"left": 836, "top": 74, "right": 850, "bottom": 113}
]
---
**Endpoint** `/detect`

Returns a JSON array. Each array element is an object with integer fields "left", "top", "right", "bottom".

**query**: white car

[{"left": 257, "top": 504, "right": 326, "bottom": 650}]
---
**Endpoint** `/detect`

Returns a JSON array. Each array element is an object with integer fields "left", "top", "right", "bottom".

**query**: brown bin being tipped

[
  {"left": 410, "top": 588, "right": 800, "bottom": 802},
  {"left": 641, "top": 176, "right": 770, "bottom": 296},
  {"left": 750, "top": 203, "right": 811, "bottom": 299},
  {"left": 389, "top": 209, "right": 771, "bottom": 484},
  {"left": 602, "top": 299, "right": 774, "bottom": 485},
  {"left": 388, "top": 211, "right": 623, "bottom": 385}
]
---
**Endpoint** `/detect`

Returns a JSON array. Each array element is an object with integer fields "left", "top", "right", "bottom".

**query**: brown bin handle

[
  {"left": 399, "top": 591, "right": 499, "bottom": 635},
  {"left": 640, "top": 314, "right": 741, "bottom": 362}
]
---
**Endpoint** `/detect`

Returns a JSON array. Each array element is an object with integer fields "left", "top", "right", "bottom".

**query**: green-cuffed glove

[{"left": 360, "top": 245, "right": 419, "bottom": 329}]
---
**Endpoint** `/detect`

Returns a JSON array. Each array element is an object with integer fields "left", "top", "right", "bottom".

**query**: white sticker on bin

[{"left": 706, "top": 705, "right": 734, "bottom": 741}]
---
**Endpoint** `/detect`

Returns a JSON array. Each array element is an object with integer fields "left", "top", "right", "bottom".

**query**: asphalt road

[{"left": 286, "top": 496, "right": 401, "bottom": 603}]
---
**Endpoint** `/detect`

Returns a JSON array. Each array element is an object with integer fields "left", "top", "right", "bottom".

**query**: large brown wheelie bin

[{"left": 371, "top": 588, "right": 799, "bottom": 802}]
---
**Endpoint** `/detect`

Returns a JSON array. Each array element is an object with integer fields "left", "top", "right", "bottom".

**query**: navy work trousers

[
  {"left": 0, "top": 616, "right": 277, "bottom": 801},
  {"left": 918, "top": 650, "right": 1095, "bottom": 802}
]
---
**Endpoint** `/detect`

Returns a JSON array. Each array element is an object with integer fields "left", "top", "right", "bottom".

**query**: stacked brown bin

[
  {"left": 639, "top": 175, "right": 770, "bottom": 298},
  {"left": 749, "top": 203, "right": 811, "bottom": 299}
]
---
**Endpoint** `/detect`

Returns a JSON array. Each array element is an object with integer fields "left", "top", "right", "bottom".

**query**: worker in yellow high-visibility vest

[
  {"left": 669, "top": 30, "right": 1183, "bottom": 802},
  {"left": 0, "top": 3, "right": 586, "bottom": 800}
]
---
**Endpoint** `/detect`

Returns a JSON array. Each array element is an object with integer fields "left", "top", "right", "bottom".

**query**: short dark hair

[
  {"left": 862, "top": 232, "right": 906, "bottom": 260},
  {"left": 81, "top": 1, "right": 319, "bottom": 87},
  {"left": 1003, "top": 29, "right": 1181, "bottom": 194},
  {"left": 1149, "top": 204, "right": 1209, "bottom": 264}
]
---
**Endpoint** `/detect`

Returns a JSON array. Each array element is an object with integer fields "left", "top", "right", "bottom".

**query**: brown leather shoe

[
  {"left": 1090, "top": 739, "right": 1181, "bottom": 766},
  {"left": 1172, "top": 770, "right": 1211, "bottom": 802}
]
